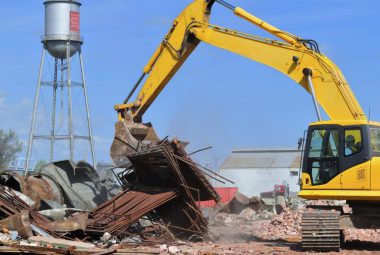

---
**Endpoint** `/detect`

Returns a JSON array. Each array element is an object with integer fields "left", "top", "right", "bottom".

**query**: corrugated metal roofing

[{"left": 220, "top": 148, "right": 302, "bottom": 169}]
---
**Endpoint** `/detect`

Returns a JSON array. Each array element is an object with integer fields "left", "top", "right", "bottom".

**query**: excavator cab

[{"left": 299, "top": 120, "right": 380, "bottom": 200}]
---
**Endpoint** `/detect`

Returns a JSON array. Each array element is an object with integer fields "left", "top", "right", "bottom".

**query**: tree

[{"left": 0, "top": 129, "right": 23, "bottom": 170}]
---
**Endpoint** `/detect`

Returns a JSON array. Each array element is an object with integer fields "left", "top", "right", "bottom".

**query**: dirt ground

[
  {"left": 153, "top": 221, "right": 380, "bottom": 255},
  {"left": 156, "top": 240, "right": 380, "bottom": 255}
]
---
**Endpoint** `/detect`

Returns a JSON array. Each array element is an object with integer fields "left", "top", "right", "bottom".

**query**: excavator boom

[{"left": 115, "top": 0, "right": 366, "bottom": 122}]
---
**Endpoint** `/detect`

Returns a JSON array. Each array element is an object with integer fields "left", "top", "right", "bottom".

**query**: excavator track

[{"left": 301, "top": 209, "right": 341, "bottom": 252}]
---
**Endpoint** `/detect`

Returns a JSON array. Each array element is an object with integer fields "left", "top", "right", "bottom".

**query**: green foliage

[{"left": 0, "top": 129, "right": 22, "bottom": 170}]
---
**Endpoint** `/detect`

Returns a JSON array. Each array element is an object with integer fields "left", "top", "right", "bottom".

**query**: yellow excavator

[{"left": 110, "top": 0, "right": 380, "bottom": 251}]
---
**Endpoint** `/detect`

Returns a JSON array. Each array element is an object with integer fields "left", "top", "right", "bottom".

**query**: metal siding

[
  {"left": 44, "top": 0, "right": 82, "bottom": 58},
  {"left": 45, "top": 1, "right": 81, "bottom": 37},
  {"left": 198, "top": 187, "right": 238, "bottom": 208},
  {"left": 217, "top": 168, "right": 299, "bottom": 197},
  {"left": 220, "top": 148, "right": 302, "bottom": 169}
]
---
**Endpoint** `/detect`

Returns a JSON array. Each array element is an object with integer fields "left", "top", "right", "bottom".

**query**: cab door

[
  {"left": 340, "top": 127, "right": 371, "bottom": 190},
  {"left": 369, "top": 127, "right": 380, "bottom": 190},
  {"left": 304, "top": 128, "right": 341, "bottom": 189}
]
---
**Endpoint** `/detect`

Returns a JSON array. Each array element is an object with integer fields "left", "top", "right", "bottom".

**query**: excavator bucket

[{"left": 110, "top": 120, "right": 160, "bottom": 166}]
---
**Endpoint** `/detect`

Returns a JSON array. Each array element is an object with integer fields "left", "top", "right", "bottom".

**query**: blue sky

[{"left": 0, "top": 0, "right": 379, "bottom": 168}]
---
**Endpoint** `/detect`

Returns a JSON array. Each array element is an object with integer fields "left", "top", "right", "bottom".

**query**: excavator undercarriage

[
  {"left": 302, "top": 202, "right": 380, "bottom": 251},
  {"left": 302, "top": 207, "right": 341, "bottom": 251}
]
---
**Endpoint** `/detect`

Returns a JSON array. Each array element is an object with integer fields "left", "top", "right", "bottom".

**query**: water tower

[{"left": 25, "top": 0, "right": 96, "bottom": 173}]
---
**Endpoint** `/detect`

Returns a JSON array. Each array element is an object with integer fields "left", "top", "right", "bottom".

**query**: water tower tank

[{"left": 43, "top": 0, "right": 82, "bottom": 59}]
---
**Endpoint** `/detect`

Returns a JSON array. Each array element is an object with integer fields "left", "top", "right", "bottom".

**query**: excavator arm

[
  {"left": 110, "top": 0, "right": 366, "bottom": 164},
  {"left": 115, "top": 0, "right": 366, "bottom": 122}
]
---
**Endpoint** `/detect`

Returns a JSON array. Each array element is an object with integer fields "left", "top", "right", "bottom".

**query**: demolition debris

[
  {"left": 116, "top": 142, "right": 222, "bottom": 238},
  {"left": 86, "top": 186, "right": 178, "bottom": 240},
  {"left": 0, "top": 136, "right": 233, "bottom": 253},
  {"left": 0, "top": 123, "right": 379, "bottom": 254}
]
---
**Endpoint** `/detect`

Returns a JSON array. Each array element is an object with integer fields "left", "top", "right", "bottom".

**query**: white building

[{"left": 218, "top": 148, "right": 302, "bottom": 197}]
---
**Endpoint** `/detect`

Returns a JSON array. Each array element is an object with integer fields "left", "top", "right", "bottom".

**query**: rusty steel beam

[{"left": 86, "top": 186, "right": 178, "bottom": 238}]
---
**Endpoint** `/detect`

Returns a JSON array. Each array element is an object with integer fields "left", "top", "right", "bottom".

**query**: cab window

[
  {"left": 344, "top": 129, "right": 362, "bottom": 157},
  {"left": 307, "top": 129, "right": 339, "bottom": 185},
  {"left": 370, "top": 128, "right": 380, "bottom": 152}
]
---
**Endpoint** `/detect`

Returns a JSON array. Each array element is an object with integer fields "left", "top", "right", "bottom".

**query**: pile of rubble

[
  {"left": 206, "top": 190, "right": 300, "bottom": 242},
  {"left": 255, "top": 207, "right": 302, "bottom": 241},
  {"left": 344, "top": 229, "right": 380, "bottom": 243},
  {"left": 210, "top": 195, "right": 380, "bottom": 245},
  {"left": 0, "top": 136, "right": 227, "bottom": 253}
]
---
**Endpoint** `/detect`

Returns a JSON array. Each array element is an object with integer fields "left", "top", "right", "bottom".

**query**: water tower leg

[
  {"left": 50, "top": 58, "right": 58, "bottom": 162},
  {"left": 25, "top": 47, "right": 47, "bottom": 175},
  {"left": 79, "top": 47, "right": 96, "bottom": 168},
  {"left": 60, "top": 59, "right": 64, "bottom": 126},
  {"left": 66, "top": 42, "right": 74, "bottom": 161}
]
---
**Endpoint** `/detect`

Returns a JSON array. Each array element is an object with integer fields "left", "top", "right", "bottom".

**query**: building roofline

[{"left": 232, "top": 147, "right": 301, "bottom": 153}]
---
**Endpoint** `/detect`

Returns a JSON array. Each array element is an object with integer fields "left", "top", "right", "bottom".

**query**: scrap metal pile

[
  {"left": 87, "top": 186, "right": 178, "bottom": 238},
  {"left": 0, "top": 122, "right": 228, "bottom": 253},
  {"left": 108, "top": 120, "right": 226, "bottom": 239},
  {"left": 114, "top": 142, "right": 220, "bottom": 239},
  {"left": 0, "top": 185, "right": 55, "bottom": 238}
]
